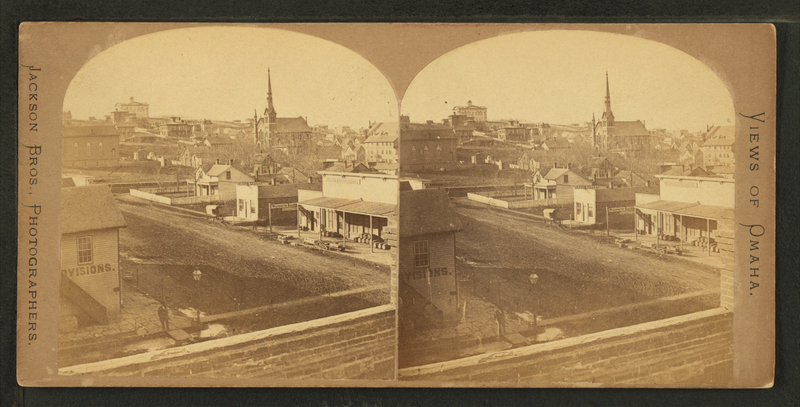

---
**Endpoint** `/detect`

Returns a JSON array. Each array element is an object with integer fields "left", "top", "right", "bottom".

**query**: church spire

[
  {"left": 264, "top": 68, "right": 277, "bottom": 122},
  {"left": 604, "top": 71, "right": 615, "bottom": 126}
]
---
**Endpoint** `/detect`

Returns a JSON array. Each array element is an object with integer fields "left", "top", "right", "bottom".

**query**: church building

[
  {"left": 254, "top": 69, "right": 314, "bottom": 149},
  {"left": 593, "top": 73, "right": 652, "bottom": 155}
]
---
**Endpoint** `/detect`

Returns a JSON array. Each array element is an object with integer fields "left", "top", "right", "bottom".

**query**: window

[
  {"left": 414, "top": 240, "right": 430, "bottom": 268},
  {"left": 238, "top": 199, "right": 244, "bottom": 212},
  {"left": 77, "top": 236, "right": 92, "bottom": 264},
  {"left": 576, "top": 202, "right": 582, "bottom": 215},
  {"left": 563, "top": 174, "right": 569, "bottom": 183},
  {"left": 226, "top": 171, "right": 231, "bottom": 180},
  {"left": 86, "top": 142, "right": 91, "bottom": 157},
  {"left": 588, "top": 204, "right": 594, "bottom": 217},
  {"left": 98, "top": 142, "right": 104, "bottom": 156},
  {"left": 250, "top": 200, "right": 256, "bottom": 214}
]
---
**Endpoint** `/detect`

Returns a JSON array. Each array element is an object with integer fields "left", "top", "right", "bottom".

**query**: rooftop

[
  {"left": 607, "top": 120, "right": 650, "bottom": 137},
  {"left": 62, "top": 186, "right": 127, "bottom": 234},
  {"left": 399, "top": 189, "right": 462, "bottom": 237}
]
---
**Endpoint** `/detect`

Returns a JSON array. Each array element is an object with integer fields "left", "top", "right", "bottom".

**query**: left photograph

[{"left": 57, "top": 26, "right": 399, "bottom": 379}]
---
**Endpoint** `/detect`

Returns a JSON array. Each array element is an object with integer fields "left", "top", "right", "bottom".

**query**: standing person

[
  {"left": 495, "top": 308, "right": 506, "bottom": 336},
  {"left": 158, "top": 303, "right": 170, "bottom": 332}
]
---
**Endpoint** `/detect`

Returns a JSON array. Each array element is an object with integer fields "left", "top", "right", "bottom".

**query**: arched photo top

[
  {"left": 63, "top": 26, "right": 398, "bottom": 127},
  {"left": 401, "top": 29, "right": 734, "bottom": 133}
]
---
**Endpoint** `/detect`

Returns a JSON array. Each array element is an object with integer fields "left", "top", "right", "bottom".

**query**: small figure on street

[
  {"left": 158, "top": 303, "right": 170, "bottom": 332},
  {"left": 495, "top": 308, "right": 506, "bottom": 336}
]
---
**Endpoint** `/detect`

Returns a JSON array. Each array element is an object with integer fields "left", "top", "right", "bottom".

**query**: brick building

[
  {"left": 60, "top": 186, "right": 127, "bottom": 331},
  {"left": 497, "top": 120, "right": 527, "bottom": 142},
  {"left": 399, "top": 122, "right": 458, "bottom": 173},
  {"left": 62, "top": 124, "right": 121, "bottom": 168},
  {"left": 399, "top": 188, "right": 463, "bottom": 324},
  {"left": 159, "top": 116, "right": 192, "bottom": 138}
]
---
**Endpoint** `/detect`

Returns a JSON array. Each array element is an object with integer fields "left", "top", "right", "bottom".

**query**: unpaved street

[
  {"left": 117, "top": 194, "right": 391, "bottom": 307},
  {"left": 453, "top": 198, "right": 719, "bottom": 300}
]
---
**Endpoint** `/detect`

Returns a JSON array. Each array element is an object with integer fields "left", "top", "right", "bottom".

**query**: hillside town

[
  {"left": 59, "top": 70, "right": 402, "bottom": 377},
  {"left": 396, "top": 73, "right": 735, "bottom": 374}
]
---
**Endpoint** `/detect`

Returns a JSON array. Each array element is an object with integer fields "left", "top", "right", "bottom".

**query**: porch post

[
  {"left": 268, "top": 203, "right": 272, "bottom": 234},
  {"left": 707, "top": 218, "right": 711, "bottom": 256},
  {"left": 656, "top": 211, "right": 660, "bottom": 247},
  {"left": 370, "top": 215, "right": 374, "bottom": 253}
]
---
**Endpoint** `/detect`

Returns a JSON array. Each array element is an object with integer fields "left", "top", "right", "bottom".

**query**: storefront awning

[
  {"left": 298, "top": 196, "right": 396, "bottom": 217},
  {"left": 636, "top": 200, "right": 733, "bottom": 220}
]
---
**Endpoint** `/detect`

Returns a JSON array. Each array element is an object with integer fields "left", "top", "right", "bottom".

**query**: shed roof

[
  {"left": 636, "top": 200, "right": 733, "bottom": 220},
  {"left": 299, "top": 196, "right": 396, "bottom": 217},
  {"left": 62, "top": 186, "right": 127, "bottom": 234}
]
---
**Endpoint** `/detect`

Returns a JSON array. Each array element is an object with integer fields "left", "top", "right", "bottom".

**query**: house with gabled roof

[
  {"left": 541, "top": 138, "right": 571, "bottom": 151},
  {"left": 194, "top": 161, "right": 254, "bottom": 197},
  {"left": 530, "top": 167, "right": 592, "bottom": 201},
  {"left": 587, "top": 156, "right": 614, "bottom": 179}
]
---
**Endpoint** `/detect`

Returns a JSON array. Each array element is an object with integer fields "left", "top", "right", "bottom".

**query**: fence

[
  {"left": 467, "top": 191, "right": 571, "bottom": 209},
  {"left": 130, "top": 188, "right": 235, "bottom": 206}
]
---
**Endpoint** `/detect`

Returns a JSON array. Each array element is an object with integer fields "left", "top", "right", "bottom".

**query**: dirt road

[
  {"left": 116, "top": 194, "right": 390, "bottom": 305},
  {"left": 453, "top": 198, "right": 719, "bottom": 299}
]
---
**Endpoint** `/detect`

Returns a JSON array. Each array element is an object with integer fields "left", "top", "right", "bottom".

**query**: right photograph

[{"left": 396, "top": 29, "right": 736, "bottom": 385}]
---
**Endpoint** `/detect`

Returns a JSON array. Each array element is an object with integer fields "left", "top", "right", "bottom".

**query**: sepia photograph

[
  {"left": 16, "top": 23, "right": 776, "bottom": 388},
  {"left": 397, "top": 30, "right": 739, "bottom": 385},
  {"left": 56, "top": 26, "right": 399, "bottom": 380}
]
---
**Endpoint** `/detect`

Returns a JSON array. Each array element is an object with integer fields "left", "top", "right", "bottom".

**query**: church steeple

[
  {"left": 264, "top": 68, "right": 277, "bottom": 122},
  {"left": 604, "top": 71, "right": 615, "bottom": 126}
]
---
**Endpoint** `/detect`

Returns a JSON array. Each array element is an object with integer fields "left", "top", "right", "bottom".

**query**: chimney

[
  {"left": 608, "top": 182, "right": 613, "bottom": 189},
  {"left": 230, "top": 159, "right": 234, "bottom": 166},
  {"left": 308, "top": 177, "right": 313, "bottom": 184},
  {"left": 216, "top": 158, "right": 220, "bottom": 164},
  {"left": 271, "top": 178, "right": 276, "bottom": 186}
]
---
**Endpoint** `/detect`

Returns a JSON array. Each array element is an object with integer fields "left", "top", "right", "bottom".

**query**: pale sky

[
  {"left": 63, "top": 26, "right": 398, "bottom": 129},
  {"left": 401, "top": 30, "right": 735, "bottom": 133}
]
